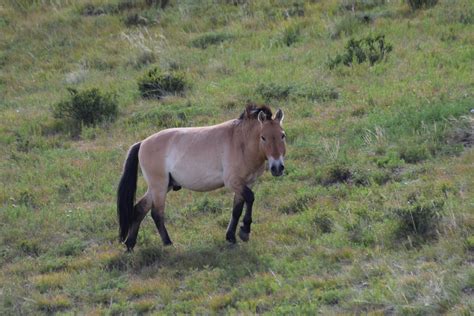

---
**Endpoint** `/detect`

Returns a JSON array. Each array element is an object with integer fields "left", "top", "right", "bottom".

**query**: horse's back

[{"left": 138, "top": 121, "right": 236, "bottom": 192}]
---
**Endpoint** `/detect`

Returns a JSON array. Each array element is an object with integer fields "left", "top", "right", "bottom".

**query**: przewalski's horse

[{"left": 117, "top": 104, "right": 286, "bottom": 251}]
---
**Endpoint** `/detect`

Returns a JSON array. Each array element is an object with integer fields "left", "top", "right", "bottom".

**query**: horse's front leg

[
  {"left": 238, "top": 186, "right": 254, "bottom": 242},
  {"left": 226, "top": 185, "right": 254, "bottom": 243}
]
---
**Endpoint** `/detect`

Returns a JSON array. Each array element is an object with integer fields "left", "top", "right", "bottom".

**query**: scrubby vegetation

[
  {"left": 0, "top": 0, "right": 473, "bottom": 314},
  {"left": 328, "top": 34, "right": 393, "bottom": 68},
  {"left": 138, "top": 67, "right": 187, "bottom": 98},
  {"left": 52, "top": 87, "right": 118, "bottom": 133}
]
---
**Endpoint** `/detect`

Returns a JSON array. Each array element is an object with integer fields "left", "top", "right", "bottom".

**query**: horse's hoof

[
  {"left": 164, "top": 240, "right": 173, "bottom": 246},
  {"left": 226, "top": 234, "right": 237, "bottom": 244},
  {"left": 239, "top": 228, "right": 250, "bottom": 242},
  {"left": 125, "top": 246, "right": 134, "bottom": 253}
]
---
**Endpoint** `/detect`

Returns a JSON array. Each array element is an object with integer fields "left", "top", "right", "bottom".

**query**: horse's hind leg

[
  {"left": 150, "top": 190, "right": 173, "bottom": 246},
  {"left": 125, "top": 193, "right": 152, "bottom": 251}
]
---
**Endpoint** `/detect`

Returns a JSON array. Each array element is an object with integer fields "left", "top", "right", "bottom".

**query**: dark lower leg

[
  {"left": 226, "top": 195, "right": 244, "bottom": 243},
  {"left": 151, "top": 206, "right": 172, "bottom": 246},
  {"left": 239, "top": 186, "right": 254, "bottom": 241},
  {"left": 124, "top": 199, "right": 149, "bottom": 251}
]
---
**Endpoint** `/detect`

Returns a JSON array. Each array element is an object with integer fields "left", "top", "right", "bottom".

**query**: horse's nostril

[
  {"left": 280, "top": 165, "right": 285, "bottom": 171},
  {"left": 271, "top": 166, "right": 276, "bottom": 173}
]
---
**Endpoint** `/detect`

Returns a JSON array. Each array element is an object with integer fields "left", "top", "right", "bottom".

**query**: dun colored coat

[{"left": 117, "top": 104, "right": 286, "bottom": 251}]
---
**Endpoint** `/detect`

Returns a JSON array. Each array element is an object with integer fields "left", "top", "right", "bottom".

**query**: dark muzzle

[{"left": 270, "top": 164, "right": 285, "bottom": 177}]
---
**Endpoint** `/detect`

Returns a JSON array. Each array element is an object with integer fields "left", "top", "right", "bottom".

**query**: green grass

[{"left": 1, "top": 0, "right": 473, "bottom": 314}]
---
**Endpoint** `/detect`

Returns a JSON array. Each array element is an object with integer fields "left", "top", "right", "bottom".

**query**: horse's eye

[
  {"left": 261, "top": 136, "right": 266, "bottom": 142},
  {"left": 282, "top": 133, "right": 286, "bottom": 139}
]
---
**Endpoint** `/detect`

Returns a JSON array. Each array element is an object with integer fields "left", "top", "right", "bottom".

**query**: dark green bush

[
  {"left": 328, "top": 34, "right": 393, "bottom": 69},
  {"left": 138, "top": 68, "right": 187, "bottom": 99},
  {"left": 190, "top": 32, "right": 233, "bottom": 49},
  {"left": 53, "top": 88, "right": 118, "bottom": 128},
  {"left": 406, "top": 0, "right": 438, "bottom": 10}
]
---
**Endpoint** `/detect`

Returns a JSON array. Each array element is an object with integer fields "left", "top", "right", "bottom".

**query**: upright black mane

[{"left": 238, "top": 103, "right": 273, "bottom": 121}]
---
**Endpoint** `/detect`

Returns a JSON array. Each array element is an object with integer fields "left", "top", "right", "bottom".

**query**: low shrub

[
  {"left": 340, "top": 0, "right": 386, "bottom": 11},
  {"left": 273, "top": 24, "right": 301, "bottom": 47},
  {"left": 190, "top": 32, "right": 233, "bottom": 49},
  {"left": 328, "top": 16, "right": 362, "bottom": 39},
  {"left": 406, "top": 0, "right": 438, "bottom": 11},
  {"left": 393, "top": 195, "right": 444, "bottom": 245},
  {"left": 128, "top": 109, "right": 188, "bottom": 128},
  {"left": 187, "top": 196, "right": 223, "bottom": 214},
  {"left": 81, "top": 0, "right": 169, "bottom": 16},
  {"left": 328, "top": 34, "right": 393, "bottom": 68},
  {"left": 256, "top": 83, "right": 292, "bottom": 101},
  {"left": 256, "top": 83, "right": 338, "bottom": 102},
  {"left": 279, "top": 192, "right": 316, "bottom": 214},
  {"left": 312, "top": 211, "right": 333, "bottom": 234},
  {"left": 53, "top": 88, "right": 118, "bottom": 129},
  {"left": 282, "top": 2, "right": 305, "bottom": 19},
  {"left": 138, "top": 68, "right": 187, "bottom": 99},
  {"left": 123, "top": 13, "right": 156, "bottom": 27},
  {"left": 315, "top": 162, "right": 352, "bottom": 186}
]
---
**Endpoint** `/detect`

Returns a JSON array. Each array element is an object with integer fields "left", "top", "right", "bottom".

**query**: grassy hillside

[{"left": 1, "top": 0, "right": 473, "bottom": 314}]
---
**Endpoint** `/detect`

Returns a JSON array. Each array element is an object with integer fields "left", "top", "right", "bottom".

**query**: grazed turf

[{"left": 0, "top": 0, "right": 473, "bottom": 314}]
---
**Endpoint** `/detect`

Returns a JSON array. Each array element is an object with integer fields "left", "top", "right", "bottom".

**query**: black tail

[{"left": 117, "top": 142, "right": 141, "bottom": 242}]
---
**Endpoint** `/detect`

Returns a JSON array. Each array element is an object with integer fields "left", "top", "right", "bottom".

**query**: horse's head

[{"left": 258, "top": 109, "right": 286, "bottom": 177}]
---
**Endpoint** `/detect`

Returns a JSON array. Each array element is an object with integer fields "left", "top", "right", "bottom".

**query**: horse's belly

[{"left": 170, "top": 168, "right": 224, "bottom": 192}]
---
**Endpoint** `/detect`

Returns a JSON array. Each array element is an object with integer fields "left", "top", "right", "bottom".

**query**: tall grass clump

[
  {"left": 138, "top": 67, "right": 187, "bottom": 99},
  {"left": 53, "top": 88, "right": 118, "bottom": 132}
]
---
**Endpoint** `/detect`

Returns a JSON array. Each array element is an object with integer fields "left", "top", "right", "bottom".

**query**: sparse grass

[{"left": 0, "top": 0, "right": 473, "bottom": 314}]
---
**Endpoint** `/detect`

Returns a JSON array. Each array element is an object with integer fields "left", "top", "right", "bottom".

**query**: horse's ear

[
  {"left": 258, "top": 111, "right": 267, "bottom": 123},
  {"left": 275, "top": 109, "right": 284, "bottom": 125}
]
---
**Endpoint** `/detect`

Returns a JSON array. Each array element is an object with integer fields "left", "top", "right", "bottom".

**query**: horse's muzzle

[{"left": 270, "top": 164, "right": 285, "bottom": 177}]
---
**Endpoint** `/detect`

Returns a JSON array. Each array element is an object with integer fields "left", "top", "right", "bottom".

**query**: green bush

[
  {"left": 190, "top": 32, "right": 233, "bottom": 49},
  {"left": 53, "top": 88, "right": 118, "bottom": 128},
  {"left": 328, "top": 34, "right": 393, "bottom": 68},
  {"left": 138, "top": 68, "right": 187, "bottom": 99},
  {"left": 406, "top": 0, "right": 438, "bottom": 10}
]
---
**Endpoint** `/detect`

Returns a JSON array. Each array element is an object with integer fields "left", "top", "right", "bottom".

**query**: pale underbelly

[{"left": 169, "top": 167, "right": 225, "bottom": 192}]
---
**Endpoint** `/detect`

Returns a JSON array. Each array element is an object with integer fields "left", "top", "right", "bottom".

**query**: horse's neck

[{"left": 235, "top": 120, "right": 266, "bottom": 168}]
